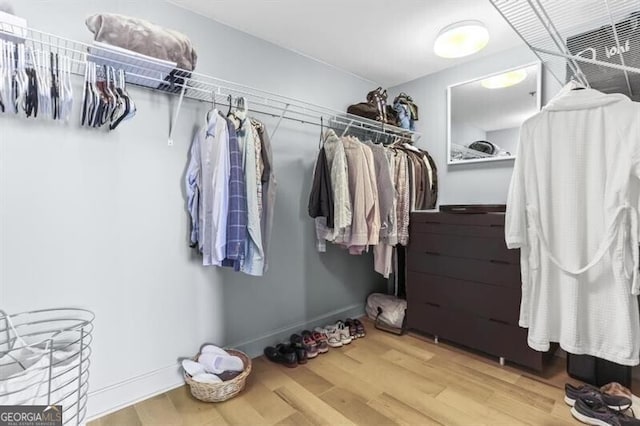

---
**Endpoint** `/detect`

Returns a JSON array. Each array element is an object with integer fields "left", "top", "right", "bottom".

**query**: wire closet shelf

[
  {"left": 490, "top": 0, "right": 640, "bottom": 98},
  {"left": 0, "top": 22, "right": 421, "bottom": 144}
]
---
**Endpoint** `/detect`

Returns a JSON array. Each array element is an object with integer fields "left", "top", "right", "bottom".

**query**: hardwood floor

[{"left": 90, "top": 320, "right": 594, "bottom": 426}]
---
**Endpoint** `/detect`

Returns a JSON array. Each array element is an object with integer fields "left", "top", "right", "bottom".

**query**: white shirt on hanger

[{"left": 186, "top": 111, "right": 230, "bottom": 266}]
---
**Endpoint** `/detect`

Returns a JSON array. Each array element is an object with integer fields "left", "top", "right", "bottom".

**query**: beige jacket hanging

[{"left": 342, "top": 137, "right": 372, "bottom": 253}]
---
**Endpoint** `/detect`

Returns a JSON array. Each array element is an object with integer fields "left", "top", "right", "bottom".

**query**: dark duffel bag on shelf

[
  {"left": 566, "top": 11, "right": 640, "bottom": 101},
  {"left": 347, "top": 101, "right": 381, "bottom": 122},
  {"left": 347, "top": 87, "right": 399, "bottom": 126}
]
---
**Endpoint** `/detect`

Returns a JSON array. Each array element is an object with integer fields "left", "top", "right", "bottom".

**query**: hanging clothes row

[
  {"left": 185, "top": 98, "right": 277, "bottom": 277},
  {"left": 0, "top": 39, "right": 73, "bottom": 121},
  {"left": 308, "top": 129, "right": 437, "bottom": 279}
]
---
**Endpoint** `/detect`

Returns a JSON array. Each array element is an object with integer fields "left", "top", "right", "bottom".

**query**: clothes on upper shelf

[
  {"left": 185, "top": 109, "right": 276, "bottom": 276},
  {"left": 309, "top": 130, "right": 437, "bottom": 278},
  {"left": 505, "top": 84, "right": 640, "bottom": 366}
]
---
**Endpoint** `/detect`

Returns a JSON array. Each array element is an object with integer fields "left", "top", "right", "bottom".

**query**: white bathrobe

[{"left": 506, "top": 86, "right": 640, "bottom": 366}]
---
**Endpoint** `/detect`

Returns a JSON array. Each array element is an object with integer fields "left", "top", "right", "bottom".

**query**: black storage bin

[{"left": 567, "top": 353, "right": 632, "bottom": 388}]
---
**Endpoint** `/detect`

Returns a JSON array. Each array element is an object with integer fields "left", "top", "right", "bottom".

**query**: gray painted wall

[
  {"left": 451, "top": 122, "right": 486, "bottom": 148},
  {"left": 390, "top": 47, "right": 562, "bottom": 206},
  {"left": 487, "top": 127, "right": 520, "bottom": 154},
  {"left": 0, "top": 0, "right": 386, "bottom": 418}
]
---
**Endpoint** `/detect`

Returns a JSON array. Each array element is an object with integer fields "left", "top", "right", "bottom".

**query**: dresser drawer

[
  {"left": 407, "top": 253, "right": 521, "bottom": 288},
  {"left": 406, "top": 271, "right": 521, "bottom": 325},
  {"left": 408, "top": 232, "right": 518, "bottom": 264},
  {"left": 408, "top": 303, "right": 543, "bottom": 371},
  {"left": 411, "top": 212, "right": 506, "bottom": 227},
  {"left": 410, "top": 222, "right": 505, "bottom": 239}
]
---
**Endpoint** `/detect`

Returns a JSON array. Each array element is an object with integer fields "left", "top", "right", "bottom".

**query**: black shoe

[
  {"left": 290, "top": 334, "right": 309, "bottom": 364},
  {"left": 264, "top": 344, "right": 297, "bottom": 368},
  {"left": 565, "top": 383, "right": 632, "bottom": 411},
  {"left": 571, "top": 397, "right": 640, "bottom": 426}
]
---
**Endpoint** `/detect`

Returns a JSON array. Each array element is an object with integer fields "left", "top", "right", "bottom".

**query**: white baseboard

[
  {"left": 86, "top": 364, "right": 184, "bottom": 423},
  {"left": 86, "top": 303, "right": 365, "bottom": 422}
]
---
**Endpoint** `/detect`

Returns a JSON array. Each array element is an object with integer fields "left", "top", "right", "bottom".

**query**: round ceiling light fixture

[
  {"left": 434, "top": 20, "right": 490, "bottom": 58},
  {"left": 481, "top": 69, "right": 528, "bottom": 89}
]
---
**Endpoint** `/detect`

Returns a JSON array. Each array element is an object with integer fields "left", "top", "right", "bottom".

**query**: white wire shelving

[
  {"left": 490, "top": 0, "right": 640, "bottom": 100},
  {"left": 0, "top": 22, "right": 421, "bottom": 145}
]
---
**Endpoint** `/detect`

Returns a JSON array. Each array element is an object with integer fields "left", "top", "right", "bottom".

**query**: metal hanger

[
  {"left": 206, "top": 90, "right": 216, "bottom": 122},
  {"left": 226, "top": 94, "right": 233, "bottom": 116}
]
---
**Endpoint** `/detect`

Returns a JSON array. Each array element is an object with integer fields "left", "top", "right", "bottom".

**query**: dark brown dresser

[{"left": 406, "top": 211, "right": 551, "bottom": 371}]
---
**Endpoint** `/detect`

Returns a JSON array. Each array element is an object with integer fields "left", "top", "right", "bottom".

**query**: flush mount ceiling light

[
  {"left": 434, "top": 20, "right": 490, "bottom": 58},
  {"left": 481, "top": 69, "right": 528, "bottom": 89}
]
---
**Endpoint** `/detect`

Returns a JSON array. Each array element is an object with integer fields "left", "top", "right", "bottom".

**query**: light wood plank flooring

[{"left": 90, "top": 320, "right": 597, "bottom": 426}]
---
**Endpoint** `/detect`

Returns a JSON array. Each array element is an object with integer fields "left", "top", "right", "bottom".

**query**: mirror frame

[{"left": 446, "top": 61, "right": 542, "bottom": 165}]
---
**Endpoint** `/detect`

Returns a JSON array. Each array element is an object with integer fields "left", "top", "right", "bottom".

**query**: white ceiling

[{"left": 168, "top": 0, "right": 526, "bottom": 87}]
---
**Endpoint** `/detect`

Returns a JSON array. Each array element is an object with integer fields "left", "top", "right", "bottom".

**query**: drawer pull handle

[
  {"left": 425, "top": 251, "right": 441, "bottom": 256},
  {"left": 490, "top": 259, "right": 510, "bottom": 265},
  {"left": 490, "top": 224, "right": 505, "bottom": 228},
  {"left": 426, "top": 302, "right": 441, "bottom": 308},
  {"left": 489, "top": 318, "right": 510, "bottom": 325}
]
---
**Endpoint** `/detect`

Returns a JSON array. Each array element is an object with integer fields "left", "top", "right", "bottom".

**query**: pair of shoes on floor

[
  {"left": 264, "top": 343, "right": 302, "bottom": 368},
  {"left": 264, "top": 329, "right": 331, "bottom": 368},
  {"left": 566, "top": 383, "right": 638, "bottom": 425},
  {"left": 291, "top": 330, "right": 330, "bottom": 360},
  {"left": 316, "top": 318, "right": 366, "bottom": 348},
  {"left": 346, "top": 318, "right": 366, "bottom": 339}
]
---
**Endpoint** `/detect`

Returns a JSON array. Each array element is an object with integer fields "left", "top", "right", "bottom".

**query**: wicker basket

[{"left": 184, "top": 349, "right": 252, "bottom": 403}]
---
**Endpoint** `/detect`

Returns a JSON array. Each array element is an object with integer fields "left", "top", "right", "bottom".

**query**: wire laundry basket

[{"left": 0, "top": 308, "right": 94, "bottom": 425}]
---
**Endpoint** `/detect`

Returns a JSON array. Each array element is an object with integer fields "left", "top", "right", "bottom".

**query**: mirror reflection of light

[
  {"left": 481, "top": 69, "right": 528, "bottom": 89},
  {"left": 434, "top": 20, "right": 490, "bottom": 58}
]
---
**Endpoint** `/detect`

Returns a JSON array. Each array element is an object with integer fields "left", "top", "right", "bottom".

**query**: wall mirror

[{"left": 447, "top": 62, "right": 542, "bottom": 165}]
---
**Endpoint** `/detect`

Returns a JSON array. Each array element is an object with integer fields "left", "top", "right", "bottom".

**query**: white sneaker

[
  {"left": 335, "top": 321, "right": 352, "bottom": 345},
  {"left": 320, "top": 325, "right": 343, "bottom": 348}
]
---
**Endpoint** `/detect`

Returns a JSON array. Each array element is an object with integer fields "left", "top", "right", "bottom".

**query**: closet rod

[{"left": 191, "top": 97, "right": 413, "bottom": 142}]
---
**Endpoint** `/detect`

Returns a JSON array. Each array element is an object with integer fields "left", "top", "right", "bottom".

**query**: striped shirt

[{"left": 223, "top": 117, "right": 248, "bottom": 271}]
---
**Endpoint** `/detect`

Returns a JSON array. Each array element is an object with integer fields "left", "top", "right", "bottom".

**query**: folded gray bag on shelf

[{"left": 86, "top": 13, "right": 198, "bottom": 92}]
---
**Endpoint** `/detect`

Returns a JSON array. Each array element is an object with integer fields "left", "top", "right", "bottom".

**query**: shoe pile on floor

[
  {"left": 264, "top": 319, "right": 365, "bottom": 368},
  {"left": 566, "top": 382, "right": 640, "bottom": 425}
]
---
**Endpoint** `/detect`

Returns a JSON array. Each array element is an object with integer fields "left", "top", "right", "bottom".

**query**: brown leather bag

[
  {"left": 347, "top": 87, "right": 398, "bottom": 124},
  {"left": 347, "top": 102, "right": 380, "bottom": 121}
]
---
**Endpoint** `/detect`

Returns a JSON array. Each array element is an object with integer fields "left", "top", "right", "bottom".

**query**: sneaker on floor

[
  {"left": 290, "top": 334, "right": 311, "bottom": 363},
  {"left": 297, "top": 332, "right": 319, "bottom": 359},
  {"left": 335, "top": 320, "right": 352, "bottom": 345},
  {"left": 303, "top": 329, "right": 328, "bottom": 354},
  {"left": 565, "top": 383, "right": 632, "bottom": 411},
  {"left": 344, "top": 319, "right": 358, "bottom": 340},
  {"left": 571, "top": 397, "right": 640, "bottom": 425},
  {"left": 353, "top": 318, "right": 366, "bottom": 338},
  {"left": 320, "top": 325, "right": 343, "bottom": 348}
]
